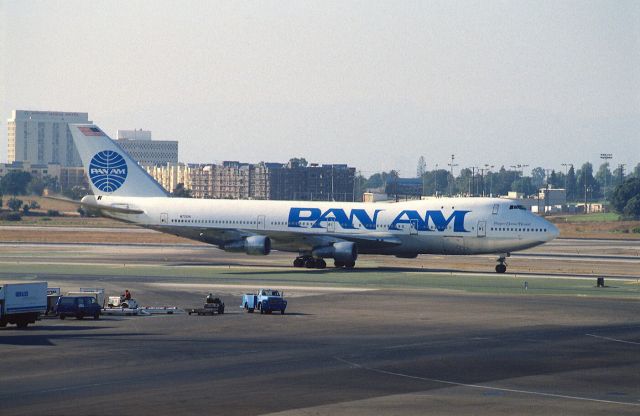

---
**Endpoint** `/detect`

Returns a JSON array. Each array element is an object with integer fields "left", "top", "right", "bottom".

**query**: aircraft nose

[{"left": 545, "top": 221, "right": 559, "bottom": 241}]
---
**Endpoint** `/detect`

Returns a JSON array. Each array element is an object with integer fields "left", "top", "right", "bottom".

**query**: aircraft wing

[{"left": 156, "top": 225, "right": 401, "bottom": 252}]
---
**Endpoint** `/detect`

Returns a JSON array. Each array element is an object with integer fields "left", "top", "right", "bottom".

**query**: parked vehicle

[
  {"left": 0, "top": 282, "right": 48, "bottom": 328},
  {"left": 56, "top": 296, "right": 102, "bottom": 320},
  {"left": 188, "top": 294, "right": 225, "bottom": 316},
  {"left": 241, "top": 289, "right": 287, "bottom": 314}
]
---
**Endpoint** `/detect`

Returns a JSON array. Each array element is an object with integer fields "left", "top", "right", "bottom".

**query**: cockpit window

[
  {"left": 509, "top": 205, "right": 527, "bottom": 211},
  {"left": 492, "top": 204, "right": 499, "bottom": 215}
]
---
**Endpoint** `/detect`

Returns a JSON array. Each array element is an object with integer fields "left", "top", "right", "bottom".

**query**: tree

[
  {"left": 566, "top": 165, "right": 577, "bottom": 201},
  {"left": 288, "top": 158, "right": 308, "bottom": 168},
  {"left": 63, "top": 185, "right": 91, "bottom": 201},
  {"left": 623, "top": 196, "right": 640, "bottom": 219},
  {"left": 27, "top": 177, "right": 46, "bottom": 196},
  {"left": 595, "top": 162, "right": 613, "bottom": 200},
  {"left": 511, "top": 177, "right": 536, "bottom": 196},
  {"left": 416, "top": 156, "right": 426, "bottom": 178},
  {"left": 41, "top": 174, "right": 61, "bottom": 194},
  {"left": 576, "top": 163, "right": 599, "bottom": 202},
  {"left": 1, "top": 171, "right": 32, "bottom": 195},
  {"left": 633, "top": 163, "right": 640, "bottom": 179},
  {"left": 548, "top": 170, "right": 563, "bottom": 189},
  {"left": 530, "top": 167, "right": 545, "bottom": 189},
  {"left": 172, "top": 183, "right": 192, "bottom": 198},
  {"left": 7, "top": 197, "right": 23, "bottom": 212},
  {"left": 610, "top": 178, "right": 640, "bottom": 218}
]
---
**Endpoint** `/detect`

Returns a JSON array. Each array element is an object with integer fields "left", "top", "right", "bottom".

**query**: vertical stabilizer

[{"left": 69, "top": 124, "right": 168, "bottom": 197}]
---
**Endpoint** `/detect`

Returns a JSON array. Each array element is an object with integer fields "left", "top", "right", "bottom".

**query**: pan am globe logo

[{"left": 89, "top": 150, "right": 128, "bottom": 192}]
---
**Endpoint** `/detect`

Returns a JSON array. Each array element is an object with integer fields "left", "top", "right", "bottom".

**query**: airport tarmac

[{"left": 1, "top": 242, "right": 639, "bottom": 415}]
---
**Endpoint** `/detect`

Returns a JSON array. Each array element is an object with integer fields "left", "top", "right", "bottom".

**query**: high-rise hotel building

[{"left": 7, "top": 110, "right": 90, "bottom": 167}]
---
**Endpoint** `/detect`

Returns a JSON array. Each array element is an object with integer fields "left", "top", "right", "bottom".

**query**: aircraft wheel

[
  {"left": 293, "top": 258, "right": 304, "bottom": 268},
  {"left": 495, "top": 264, "right": 507, "bottom": 273},
  {"left": 304, "top": 258, "right": 316, "bottom": 268},
  {"left": 334, "top": 260, "right": 344, "bottom": 268},
  {"left": 316, "top": 259, "right": 326, "bottom": 269},
  {"left": 345, "top": 261, "right": 356, "bottom": 269}
]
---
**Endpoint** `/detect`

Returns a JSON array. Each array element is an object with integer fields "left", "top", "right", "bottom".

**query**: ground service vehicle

[
  {"left": 242, "top": 289, "right": 287, "bottom": 314},
  {"left": 188, "top": 295, "right": 225, "bottom": 315},
  {"left": 56, "top": 296, "right": 102, "bottom": 320},
  {"left": 0, "top": 282, "right": 48, "bottom": 328}
]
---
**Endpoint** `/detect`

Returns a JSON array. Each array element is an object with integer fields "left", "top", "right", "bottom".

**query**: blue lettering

[
  {"left": 288, "top": 207, "right": 383, "bottom": 230},
  {"left": 426, "top": 210, "right": 470, "bottom": 232},
  {"left": 15, "top": 291, "right": 28, "bottom": 297},
  {"left": 312, "top": 208, "right": 354, "bottom": 229},
  {"left": 288, "top": 208, "right": 321, "bottom": 228},
  {"left": 389, "top": 210, "right": 426, "bottom": 231},
  {"left": 349, "top": 209, "right": 383, "bottom": 230},
  {"left": 389, "top": 210, "right": 471, "bottom": 232}
]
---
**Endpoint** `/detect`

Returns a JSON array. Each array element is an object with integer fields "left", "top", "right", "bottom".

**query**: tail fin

[{"left": 69, "top": 124, "right": 168, "bottom": 197}]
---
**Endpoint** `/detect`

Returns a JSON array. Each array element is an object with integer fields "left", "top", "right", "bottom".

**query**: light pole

[
  {"left": 448, "top": 154, "right": 458, "bottom": 196},
  {"left": 434, "top": 163, "right": 439, "bottom": 196},
  {"left": 484, "top": 164, "right": 494, "bottom": 197},
  {"left": 600, "top": 153, "right": 612, "bottom": 203}
]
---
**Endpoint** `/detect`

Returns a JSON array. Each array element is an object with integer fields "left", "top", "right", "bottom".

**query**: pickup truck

[
  {"left": 0, "top": 282, "right": 48, "bottom": 328},
  {"left": 241, "top": 289, "right": 287, "bottom": 315}
]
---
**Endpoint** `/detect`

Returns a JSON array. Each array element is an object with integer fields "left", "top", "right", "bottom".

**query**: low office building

[{"left": 117, "top": 129, "right": 178, "bottom": 166}]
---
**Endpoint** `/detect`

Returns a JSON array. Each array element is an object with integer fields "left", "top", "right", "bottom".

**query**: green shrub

[
  {"left": 632, "top": 227, "right": 640, "bottom": 234},
  {"left": 7, "top": 198, "right": 23, "bottom": 211},
  {"left": 47, "top": 209, "right": 60, "bottom": 217},
  {"left": 0, "top": 212, "right": 22, "bottom": 221}
]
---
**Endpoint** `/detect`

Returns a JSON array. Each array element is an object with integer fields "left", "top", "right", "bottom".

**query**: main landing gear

[
  {"left": 495, "top": 254, "right": 509, "bottom": 273},
  {"left": 293, "top": 256, "right": 326, "bottom": 269},
  {"left": 293, "top": 256, "right": 356, "bottom": 269},
  {"left": 334, "top": 260, "right": 356, "bottom": 269}
]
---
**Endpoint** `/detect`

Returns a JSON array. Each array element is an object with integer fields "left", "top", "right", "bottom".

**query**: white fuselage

[{"left": 85, "top": 195, "right": 558, "bottom": 257}]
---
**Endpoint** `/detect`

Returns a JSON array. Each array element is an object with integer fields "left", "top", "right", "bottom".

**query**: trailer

[{"left": 0, "top": 282, "right": 48, "bottom": 328}]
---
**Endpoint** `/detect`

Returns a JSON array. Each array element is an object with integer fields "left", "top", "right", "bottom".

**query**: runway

[{"left": 1, "top": 241, "right": 639, "bottom": 415}]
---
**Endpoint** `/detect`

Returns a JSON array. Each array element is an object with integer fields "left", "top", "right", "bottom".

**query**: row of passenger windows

[
  {"left": 171, "top": 219, "right": 256, "bottom": 225},
  {"left": 491, "top": 227, "right": 547, "bottom": 232},
  {"left": 169, "top": 218, "right": 544, "bottom": 233}
]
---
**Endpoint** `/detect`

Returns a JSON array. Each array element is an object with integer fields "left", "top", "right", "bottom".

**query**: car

[{"left": 56, "top": 296, "right": 101, "bottom": 320}]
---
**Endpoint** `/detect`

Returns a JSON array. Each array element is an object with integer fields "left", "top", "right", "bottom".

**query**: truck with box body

[
  {"left": 0, "top": 282, "right": 48, "bottom": 328},
  {"left": 241, "top": 289, "right": 287, "bottom": 314}
]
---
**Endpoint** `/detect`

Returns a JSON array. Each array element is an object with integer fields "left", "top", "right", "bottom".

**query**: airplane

[{"left": 69, "top": 124, "right": 559, "bottom": 273}]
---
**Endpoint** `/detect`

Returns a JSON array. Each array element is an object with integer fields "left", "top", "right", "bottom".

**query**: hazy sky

[{"left": 2, "top": 0, "right": 639, "bottom": 177}]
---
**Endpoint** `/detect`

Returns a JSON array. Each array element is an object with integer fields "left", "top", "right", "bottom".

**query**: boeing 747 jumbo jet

[{"left": 70, "top": 124, "right": 558, "bottom": 273}]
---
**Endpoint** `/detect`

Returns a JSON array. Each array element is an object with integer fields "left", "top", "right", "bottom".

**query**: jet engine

[
  {"left": 312, "top": 241, "right": 358, "bottom": 263},
  {"left": 223, "top": 235, "right": 271, "bottom": 255}
]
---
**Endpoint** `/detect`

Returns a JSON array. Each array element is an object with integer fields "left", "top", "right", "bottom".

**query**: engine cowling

[
  {"left": 312, "top": 242, "right": 358, "bottom": 263},
  {"left": 223, "top": 236, "right": 271, "bottom": 255}
]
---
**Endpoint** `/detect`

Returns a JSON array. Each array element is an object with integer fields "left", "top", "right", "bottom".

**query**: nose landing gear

[{"left": 495, "top": 254, "right": 509, "bottom": 273}]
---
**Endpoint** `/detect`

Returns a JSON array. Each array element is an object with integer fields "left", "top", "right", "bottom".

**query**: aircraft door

[
  {"left": 160, "top": 213, "right": 168, "bottom": 224},
  {"left": 257, "top": 215, "right": 266, "bottom": 230},
  {"left": 409, "top": 219, "right": 419, "bottom": 235},
  {"left": 326, "top": 218, "right": 336, "bottom": 232},
  {"left": 477, "top": 221, "right": 486, "bottom": 238}
]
